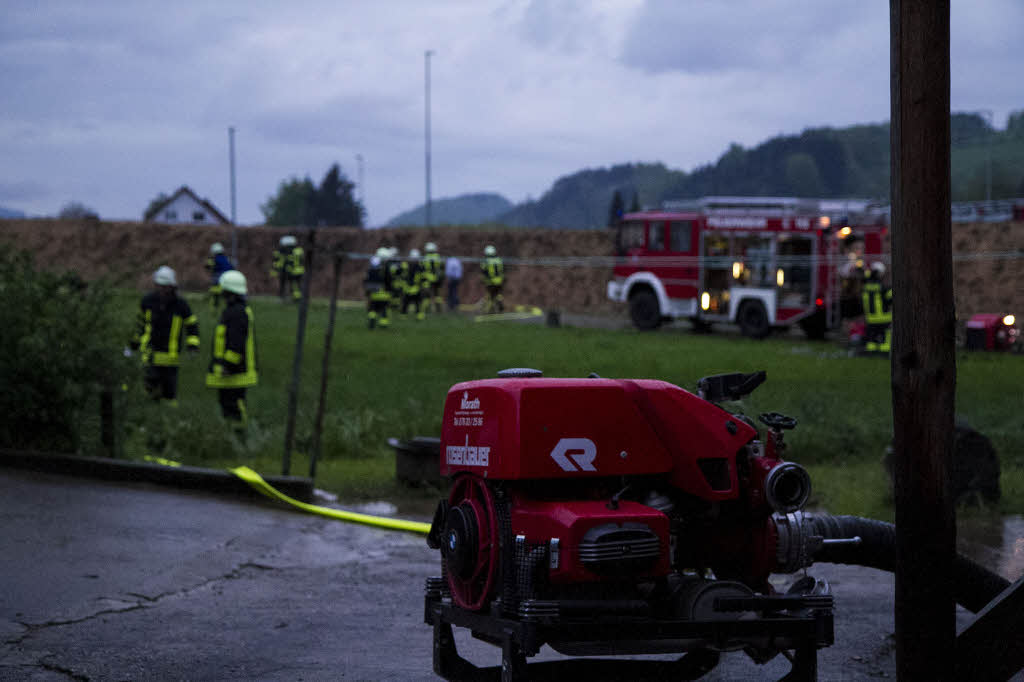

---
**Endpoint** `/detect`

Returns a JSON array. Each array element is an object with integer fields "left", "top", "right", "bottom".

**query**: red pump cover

[{"left": 439, "top": 377, "right": 758, "bottom": 501}]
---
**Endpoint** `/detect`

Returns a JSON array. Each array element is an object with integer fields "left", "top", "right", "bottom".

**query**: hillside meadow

[{"left": 97, "top": 289, "right": 1024, "bottom": 521}]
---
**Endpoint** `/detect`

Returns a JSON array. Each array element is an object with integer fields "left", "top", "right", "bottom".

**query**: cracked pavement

[{"left": 0, "top": 467, "right": 1009, "bottom": 681}]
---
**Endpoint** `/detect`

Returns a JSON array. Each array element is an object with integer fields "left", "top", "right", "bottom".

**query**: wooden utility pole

[{"left": 890, "top": 1, "right": 955, "bottom": 679}]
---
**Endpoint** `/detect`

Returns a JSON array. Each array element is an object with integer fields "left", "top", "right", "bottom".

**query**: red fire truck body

[{"left": 607, "top": 197, "right": 888, "bottom": 338}]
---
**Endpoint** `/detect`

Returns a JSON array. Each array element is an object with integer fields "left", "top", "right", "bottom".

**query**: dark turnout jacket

[
  {"left": 130, "top": 291, "right": 199, "bottom": 366},
  {"left": 206, "top": 298, "right": 258, "bottom": 388}
]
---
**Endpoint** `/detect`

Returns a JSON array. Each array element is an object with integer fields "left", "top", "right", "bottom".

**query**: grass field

[{"left": 103, "top": 289, "right": 1024, "bottom": 520}]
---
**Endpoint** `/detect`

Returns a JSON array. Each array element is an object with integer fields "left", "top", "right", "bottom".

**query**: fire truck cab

[{"left": 607, "top": 196, "right": 887, "bottom": 339}]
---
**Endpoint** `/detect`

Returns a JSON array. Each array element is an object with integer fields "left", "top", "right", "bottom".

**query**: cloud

[{"left": 620, "top": 1, "right": 881, "bottom": 75}]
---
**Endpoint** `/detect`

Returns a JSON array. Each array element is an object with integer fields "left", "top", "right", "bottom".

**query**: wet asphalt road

[{"left": 0, "top": 467, "right": 992, "bottom": 681}]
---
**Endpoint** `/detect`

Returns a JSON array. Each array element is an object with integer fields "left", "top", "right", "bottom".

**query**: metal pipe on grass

[
  {"left": 282, "top": 229, "right": 315, "bottom": 476},
  {"left": 310, "top": 249, "right": 345, "bottom": 479}
]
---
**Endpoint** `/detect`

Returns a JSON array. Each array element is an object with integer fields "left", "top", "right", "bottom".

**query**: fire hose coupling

[
  {"left": 773, "top": 511, "right": 823, "bottom": 573},
  {"left": 764, "top": 461, "right": 812, "bottom": 514}
]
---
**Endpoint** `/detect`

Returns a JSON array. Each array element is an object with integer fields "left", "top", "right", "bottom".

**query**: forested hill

[
  {"left": 390, "top": 111, "right": 1024, "bottom": 229},
  {"left": 386, "top": 192, "right": 512, "bottom": 227}
]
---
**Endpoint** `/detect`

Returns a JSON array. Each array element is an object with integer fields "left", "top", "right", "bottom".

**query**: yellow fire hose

[
  {"left": 230, "top": 465, "right": 431, "bottom": 535},
  {"left": 142, "top": 456, "right": 430, "bottom": 535}
]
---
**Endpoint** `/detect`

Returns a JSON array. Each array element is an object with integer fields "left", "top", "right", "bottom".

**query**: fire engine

[{"left": 607, "top": 197, "right": 888, "bottom": 338}]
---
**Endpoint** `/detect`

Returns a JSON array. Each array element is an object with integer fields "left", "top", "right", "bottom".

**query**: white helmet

[
  {"left": 484, "top": 245, "right": 497, "bottom": 257},
  {"left": 210, "top": 242, "right": 224, "bottom": 255},
  {"left": 282, "top": 235, "right": 297, "bottom": 247},
  {"left": 219, "top": 270, "right": 247, "bottom": 296},
  {"left": 871, "top": 261, "right": 886, "bottom": 276},
  {"left": 424, "top": 242, "right": 437, "bottom": 253},
  {"left": 153, "top": 265, "right": 177, "bottom": 287},
  {"left": 409, "top": 248, "right": 421, "bottom": 259},
  {"left": 375, "top": 247, "right": 390, "bottom": 259}
]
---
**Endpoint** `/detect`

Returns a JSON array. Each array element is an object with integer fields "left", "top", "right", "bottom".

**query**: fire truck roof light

[
  {"left": 1005, "top": 314, "right": 1016, "bottom": 327},
  {"left": 838, "top": 226, "right": 852, "bottom": 238}
]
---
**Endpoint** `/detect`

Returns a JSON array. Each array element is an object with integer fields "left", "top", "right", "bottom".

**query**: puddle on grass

[{"left": 957, "top": 513, "right": 1024, "bottom": 581}]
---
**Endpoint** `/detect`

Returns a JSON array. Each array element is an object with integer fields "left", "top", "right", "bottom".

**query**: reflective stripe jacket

[
  {"left": 130, "top": 291, "right": 199, "bottom": 367},
  {"left": 271, "top": 248, "right": 286, "bottom": 277},
  {"left": 422, "top": 252, "right": 443, "bottom": 284},
  {"left": 286, "top": 246, "right": 305, "bottom": 276},
  {"left": 363, "top": 262, "right": 391, "bottom": 301},
  {"left": 206, "top": 299, "right": 258, "bottom": 388},
  {"left": 862, "top": 281, "right": 893, "bottom": 324},
  {"left": 481, "top": 257, "right": 504, "bottom": 286}
]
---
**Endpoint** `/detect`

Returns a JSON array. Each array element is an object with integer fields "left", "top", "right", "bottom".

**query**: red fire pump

[
  {"left": 965, "top": 313, "right": 1019, "bottom": 352},
  {"left": 425, "top": 369, "right": 849, "bottom": 681}
]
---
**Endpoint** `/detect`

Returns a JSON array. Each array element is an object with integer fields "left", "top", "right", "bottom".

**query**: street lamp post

[
  {"left": 355, "top": 153, "right": 364, "bottom": 207},
  {"left": 425, "top": 50, "right": 434, "bottom": 228},
  {"left": 980, "top": 109, "right": 993, "bottom": 202},
  {"left": 228, "top": 126, "right": 238, "bottom": 262}
]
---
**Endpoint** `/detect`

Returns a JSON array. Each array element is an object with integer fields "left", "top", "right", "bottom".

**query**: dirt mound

[{"left": 0, "top": 218, "right": 1019, "bottom": 319}]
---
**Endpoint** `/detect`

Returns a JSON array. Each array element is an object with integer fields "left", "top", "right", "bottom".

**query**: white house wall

[{"left": 158, "top": 194, "right": 222, "bottom": 225}]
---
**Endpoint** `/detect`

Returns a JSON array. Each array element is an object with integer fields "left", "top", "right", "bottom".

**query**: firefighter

[
  {"left": 364, "top": 247, "right": 392, "bottom": 329},
  {"left": 270, "top": 236, "right": 287, "bottom": 300},
  {"left": 480, "top": 244, "right": 505, "bottom": 314},
  {"left": 402, "top": 248, "right": 426, "bottom": 320},
  {"left": 385, "top": 247, "right": 405, "bottom": 311},
  {"left": 421, "top": 242, "right": 444, "bottom": 313},
  {"left": 861, "top": 262, "right": 893, "bottom": 353},
  {"left": 281, "top": 235, "right": 305, "bottom": 302},
  {"left": 205, "top": 242, "right": 234, "bottom": 310},
  {"left": 128, "top": 265, "right": 200, "bottom": 404},
  {"left": 206, "top": 270, "right": 258, "bottom": 430},
  {"left": 271, "top": 235, "right": 304, "bottom": 302}
]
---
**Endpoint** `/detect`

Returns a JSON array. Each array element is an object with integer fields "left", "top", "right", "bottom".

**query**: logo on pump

[
  {"left": 446, "top": 435, "right": 490, "bottom": 467},
  {"left": 460, "top": 392, "right": 480, "bottom": 410},
  {"left": 550, "top": 438, "right": 597, "bottom": 472}
]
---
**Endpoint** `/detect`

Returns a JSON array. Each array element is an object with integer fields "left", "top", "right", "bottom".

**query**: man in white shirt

[{"left": 444, "top": 255, "right": 463, "bottom": 311}]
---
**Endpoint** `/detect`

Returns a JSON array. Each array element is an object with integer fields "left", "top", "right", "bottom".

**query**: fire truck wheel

[
  {"left": 737, "top": 301, "right": 771, "bottom": 339},
  {"left": 629, "top": 289, "right": 662, "bottom": 330}
]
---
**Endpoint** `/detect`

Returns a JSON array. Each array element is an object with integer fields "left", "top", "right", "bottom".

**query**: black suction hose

[{"left": 805, "top": 514, "right": 1010, "bottom": 613}]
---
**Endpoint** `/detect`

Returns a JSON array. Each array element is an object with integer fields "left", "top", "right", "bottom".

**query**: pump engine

[{"left": 425, "top": 369, "right": 841, "bottom": 680}]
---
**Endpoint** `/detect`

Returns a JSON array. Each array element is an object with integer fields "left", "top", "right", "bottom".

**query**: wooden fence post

[{"left": 890, "top": 1, "right": 956, "bottom": 678}]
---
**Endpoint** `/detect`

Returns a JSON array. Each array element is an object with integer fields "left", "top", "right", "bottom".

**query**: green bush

[{"left": 0, "top": 250, "right": 132, "bottom": 452}]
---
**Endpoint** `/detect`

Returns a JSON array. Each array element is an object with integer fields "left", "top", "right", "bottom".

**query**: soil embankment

[{"left": 0, "top": 218, "right": 1020, "bottom": 318}]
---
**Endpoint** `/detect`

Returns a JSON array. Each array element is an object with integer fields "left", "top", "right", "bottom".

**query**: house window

[
  {"left": 164, "top": 210, "right": 177, "bottom": 220},
  {"left": 193, "top": 211, "right": 206, "bottom": 222}
]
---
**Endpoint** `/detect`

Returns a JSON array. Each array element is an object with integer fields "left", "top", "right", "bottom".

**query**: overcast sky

[{"left": 2, "top": 1, "right": 1021, "bottom": 226}]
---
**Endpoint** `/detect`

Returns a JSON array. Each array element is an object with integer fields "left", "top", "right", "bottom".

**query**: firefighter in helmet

[
  {"left": 128, "top": 265, "right": 199, "bottom": 404},
  {"left": 271, "top": 235, "right": 305, "bottom": 302},
  {"left": 421, "top": 242, "right": 445, "bottom": 313},
  {"left": 364, "top": 247, "right": 393, "bottom": 329},
  {"left": 861, "top": 261, "right": 892, "bottom": 354},
  {"left": 383, "top": 247, "right": 404, "bottom": 311},
  {"left": 402, "top": 248, "right": 426, "bottom": 320},
  {"left": 480, "top": 244, "right": 505, "bottom": 314},
  {"left": 205, "top": 242, "right": 234, "bottom": 311},
  {"left": 206, "top": 270, "right": 258, "bottom": 431}
]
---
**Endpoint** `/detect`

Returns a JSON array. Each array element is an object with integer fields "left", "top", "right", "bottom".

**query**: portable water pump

[{"left": 424, "top": 368, "right": 858, "bottom": 680}]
